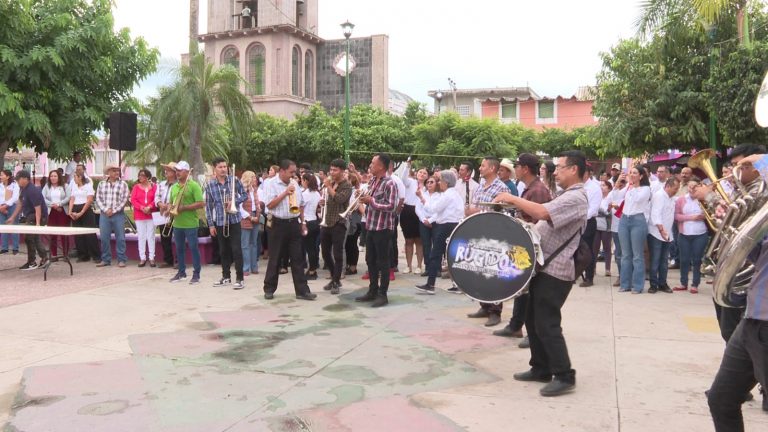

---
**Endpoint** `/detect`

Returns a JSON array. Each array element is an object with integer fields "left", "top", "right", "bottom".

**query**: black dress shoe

[
  {"left": 264, "top": 292, "right": 274, "bottom": 300},
  {"left": 519, "top": 336, "right": 530, "bottom": 349},
  {"left": 493, "top": 325, "right": 524, "bottom": 338},
  {"left": 484, "top": 314, "right": 501, "bottom": 327},
  {"left": 306, "top": 272, "right": 318, "bottom": 280},
  {"left": 296, "top": 292, "right": 317, "bottom": 301},
  {"left": 540, "top": 379, "right": 575, "bottom": 397},
  {"left": 323, "top": 282, "right": 334, "bottom": 291},
  {"left": 659, "top": 284, "right": 673, "bottom": 293},
  {"left": 371, "top": 295, "right": 388, "bottom": 308},
  {"left": 415, "top": 284, "right": 435, "bottom": 295},
  {"left": 467, "top": 308, "right": 489, "bottom": 319},
  {"left": 355, "top": 291, "right": 377, "bottom": 302},
  {"left": 513, "top": 370, "right": 552, "bottom": 383},
  {"left": 648, "top": 285, "right": 658, "bottom": 294}
]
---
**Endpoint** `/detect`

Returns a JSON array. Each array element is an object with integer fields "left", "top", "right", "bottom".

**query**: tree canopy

[{"left": 0, "top": 0, "right": 158, "bottom": 167}]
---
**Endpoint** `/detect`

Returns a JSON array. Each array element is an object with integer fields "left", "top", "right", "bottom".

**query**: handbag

[{"left": 538, "top": 227, "right": 592, "bottom": 282}]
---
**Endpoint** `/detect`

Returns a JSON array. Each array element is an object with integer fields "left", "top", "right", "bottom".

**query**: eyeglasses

[
  {"left": 426, "top": 180, "right": 436, "bottom": 184},
  {"left": 555, "top": 164, "right": 574, "bottom": 171}
]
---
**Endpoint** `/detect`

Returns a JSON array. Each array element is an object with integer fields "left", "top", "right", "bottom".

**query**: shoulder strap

[{"left": 541, "top": 227, "right": 582, "bottom": 269}]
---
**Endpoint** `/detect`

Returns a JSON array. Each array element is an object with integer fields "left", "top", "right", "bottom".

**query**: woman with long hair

[
  {"left": 595, "top": 180, "right": 614, "bottom": 278},
  {"left": 240, "top": 170, "right": 261, "bottom": 275},
  {"left": 301, "top": 172, "right": 321, "bottom": 280},
  {"left": 0, "top": 169, "right": 20, "bottom": 254},
  {"left": 618, "top": 166, "right": 651, "bottom": 293},
  {"left": 68, "top": 171, "right": 101, "bottom": 262},
  {"left": 415, "top": 167, "right": 439, "bottom": 277},
  {"left": 540, "top": 161, "right": 558, "bottom": 199},
  {"left": 608, "top": 176, "right": 627, "bottom": 287},
  {"left": 673, "top": 177, "right": 709, "bottom": 294},
  {"left": 344, "top": 172, "right": 364, "bottom": 275},
  {"left": 130, "top": 169, "right": 158, "bottom": 267},
  {"left": 42, "top": 169, "right": 72, "bottom": 259}
]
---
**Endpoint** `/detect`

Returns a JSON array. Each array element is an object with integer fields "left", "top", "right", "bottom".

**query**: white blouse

[
  {"left": 622, "top": 185, "right": 651, "bottom": 218},
  {"left": 415, "top": 189, "right": 441, "bottom": 223},
  {"left": 302, "top": 190, "right": 321, "bottom": 222},
  {"left": 425, "top": 188, "right": 464, "bottom": 224},
  {"left": 71, "top": 182, "right": 95, "bottom": 205},
  {"left": 0, "top": 182, "right": 20, "bottom": 207},
  {"left": 681, "top": 194, "right": 708, "bottom": 236}
]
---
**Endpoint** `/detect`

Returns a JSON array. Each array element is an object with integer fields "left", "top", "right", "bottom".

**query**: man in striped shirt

[
  {"left": 206, "top": 157, "right": 247, "bottom": 289},
  {"left": 356, "top": 153, "right": 397, "bottom": 308},
  {"left": 95, "top": 164, "right": 129, "bottom": 267}
]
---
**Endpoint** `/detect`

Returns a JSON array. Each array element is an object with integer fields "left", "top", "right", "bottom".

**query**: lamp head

[{"left": 341, "top": 20, "right": 354, "bottom": 39}]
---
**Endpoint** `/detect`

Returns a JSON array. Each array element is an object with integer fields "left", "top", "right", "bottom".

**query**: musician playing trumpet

[
  {"left": 206, "top": 157, "right": 247, "bottom": 290},
  {"left": 168, "top": 161, "right": 205, "bottom": 284},
  {"left": 320, "top": 159, "right": 353, "bottom": 294}
]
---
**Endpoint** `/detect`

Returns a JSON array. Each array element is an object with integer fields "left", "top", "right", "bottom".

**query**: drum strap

[{"left": 541, "top": 227, "right": 582, "bottom": 270}]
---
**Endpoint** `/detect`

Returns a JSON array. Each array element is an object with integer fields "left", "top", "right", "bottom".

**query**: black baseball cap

[{"left": 514, "top": 153, "right": 540, "bottom": 171}]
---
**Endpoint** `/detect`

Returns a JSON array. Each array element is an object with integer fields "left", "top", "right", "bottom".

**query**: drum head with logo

[{"left": 446, "top": 212, "right": 536, "bottom": 303}]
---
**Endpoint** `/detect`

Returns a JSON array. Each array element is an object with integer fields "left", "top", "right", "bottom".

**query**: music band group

[{"left": 2, "top": 144, "right": 767, "bottom": 429}]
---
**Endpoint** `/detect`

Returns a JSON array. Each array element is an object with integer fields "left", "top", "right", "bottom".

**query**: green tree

[
  {"left": 0, "top": 0, "right": 158, "bottom": 167},
  {"left": 148, "top": 51, "right": 253, "bottom": 174}
]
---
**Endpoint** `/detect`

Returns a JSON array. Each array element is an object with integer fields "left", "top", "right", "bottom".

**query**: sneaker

[
  {"left": 213, "top": 278, "right": 231, "bottom": 287},
  {"left": 19, "top": 262, "right": 38, "bottom": 270},
  {"left": 415, "top": 284, "right": 435, "bottom": 295},
  {"left": 189, "top": 275, "right": 200, "bottom": 285},
  {"left": 389, "top": 269, "right": 395, "bottom": 281},
  {"left": 446, "top": 286, "right": 461, "bottom": 294},
  {"left": 233, "top": 280, "right": 245, "bottom": 290},
  {"left": 330, "top": 283, "right": 340, "bottom": 295},
  {"left": 673, "top": 285, "right": 688, "bottom": 292},
  {"left": 170, "top": 273, "right": 187, "bottom": 283},
  {"left": 690, "top": 286, "right": 699, "bottom": 294},
  {"left": 0, "top": 250, "right": 7, "bottom": 254},
  {"left": 243, "top": 271, "right": 250, "bottom": 277}
]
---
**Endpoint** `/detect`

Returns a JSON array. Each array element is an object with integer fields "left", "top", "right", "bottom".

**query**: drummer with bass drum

[{"left": 492, "top": 150, "right": 588, "bottom": 397}]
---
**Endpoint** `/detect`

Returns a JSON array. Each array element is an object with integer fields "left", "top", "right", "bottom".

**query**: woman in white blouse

[
  {"left": 42, "top": 170, "right": 71, "bottom": 259},
  {"left": 417, "top": 171, "right": 463, "bottom": 293},
  {"left": 68, "top": 172, "right": 101, "bottom": 262},
  {"left": 607, "top": 176, "right": 627, "bottom": 286},
  {"left": 617, "top": 166, "right": 651, "bottom": 293},
  {"left": 415, "top": 169, "right": 440, "bottom": 277},
  {"left": 239, "top": 171, "right": 261, "bottom": 275},
  {"left": 595, "top": 180, "right": 614, "bottom": 278},
  {"left": 0, "top": 169, "right": 20, "bottom": 254},
  {"left": 301, "top": 173, "right": 322, "bottom": 280},
  {"left": 673, "top": 177, "right": 709, "bottom": 294}
]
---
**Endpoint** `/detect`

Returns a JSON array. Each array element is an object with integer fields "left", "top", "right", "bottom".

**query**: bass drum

[{"left": 446, "top": 212, "right": 537, "bottom": 303}]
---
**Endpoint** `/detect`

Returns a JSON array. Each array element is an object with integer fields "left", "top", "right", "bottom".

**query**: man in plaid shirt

[
  {"left": 463, "top": 157, "right": 511, "bottom": 326},
  {"left": 356, "top": 153, "right": 397, "bottom": 307},
  {"left": 95, "top": 164, "right": 129, "bottom": 267}
]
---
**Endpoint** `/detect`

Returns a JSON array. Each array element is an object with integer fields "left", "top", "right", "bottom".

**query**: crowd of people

[{"left": 2, "top": 145, "right": 767, "bottom": 423}]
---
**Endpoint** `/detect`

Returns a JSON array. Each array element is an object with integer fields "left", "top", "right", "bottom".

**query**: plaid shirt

[
  {"left": 472, "top": 177, "right": 510, "bottom": 207},
  {"left": 536, "top": 183, "right": 588, "bottom": 282},
  {"left": 323, "top": 179, "right": 353, "bottom": 227},
  {"left": 519, "top": 177, "right": 552, "bottom": 223},
  {"left": 365, "top": 175, "right": 397, "bottom": 231},
  {"left": 154, "top": 180, "right": 176, "bottom": 206},
  {"left": 205, "top": 176, "right": 246, "bottom": 226},
  {"left": 95, "top": 179, "right": 129, "bottom": 213}
]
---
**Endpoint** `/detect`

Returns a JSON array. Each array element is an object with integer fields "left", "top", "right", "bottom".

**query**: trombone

[
  {"left": 339, "top": 189, "right": 370, "bottom": 219},
  {"left": 161, "top": 168, "right": 193, "bottom": 237},
  {"left": 223, "top": 164, "right": 239, "bottom": 238}
]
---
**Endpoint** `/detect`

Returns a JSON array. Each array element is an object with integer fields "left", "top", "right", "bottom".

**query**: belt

[{"left": 272, "top": 217, "right": 301, "bottom": 224}]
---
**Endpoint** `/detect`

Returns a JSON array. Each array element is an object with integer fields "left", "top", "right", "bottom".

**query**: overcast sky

[{"left": 113, "top": 0, "right": 643, "bottom": 105}]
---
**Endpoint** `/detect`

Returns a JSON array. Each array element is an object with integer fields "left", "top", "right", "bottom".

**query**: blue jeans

[
  {"left": 0, "top": 204, "right": 19, "bottom": 251},
  {"left": 619, "top": 214, "right": 648, "bottom": 292},
  {"left": 241, "top": 226, "right": 260, "bottom": 273},
  {"left": 99, "top": 212, "right": 127, "bottom": 264},
  {"left": 419, "top": 221, "right": 433, "bottom": 270},
  {"left": 427, "top": 222, "right": 457, "bottom": 286},
  {"left": 678, "top": 232, "right": 708, "bottom": 287},
  {"left": 647, "top": 234, "right": 670, "bottom": 287},
  {"left": 612, "top": 231, "right": 621, "bottom": 273},
  {"left": 174, "top": 227, "right": 200, "bottom": 276}
]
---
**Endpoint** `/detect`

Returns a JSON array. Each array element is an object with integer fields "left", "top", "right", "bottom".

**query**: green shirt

[{"left": 169, "top": 180, "right": 203, "bottom": 229}]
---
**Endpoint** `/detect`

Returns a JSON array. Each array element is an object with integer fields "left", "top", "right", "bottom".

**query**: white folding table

[{"left": 0, "top": 226, "right": 100, "bottom": 280}]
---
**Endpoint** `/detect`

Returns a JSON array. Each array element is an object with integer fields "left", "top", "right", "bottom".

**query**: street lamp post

[
  {"left": 435, "top": 90, "right": 443, "bottom": 115},
  {"left": 705, "top": 23, "right": 719, "bottom": 171},
  {"left": 341, "top": 20, "right": 354, "bottom": 163}
]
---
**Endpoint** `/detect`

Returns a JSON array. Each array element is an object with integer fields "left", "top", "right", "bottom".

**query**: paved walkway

[{"left": 0, "top": 250, "right": 766, "bottom": 431}]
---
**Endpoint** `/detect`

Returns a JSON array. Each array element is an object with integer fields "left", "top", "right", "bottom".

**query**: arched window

[
  {"left": 247, "top": 43, "right": 266, "bottom": 95},
  {"left": 292, "top": 45, "right": 301, "bottom": 96},
  {"left": 221, "top": 46, "right": 240, "bottom": 72},
  {"left": 304, "top": 49, "right": 314, "bottom": 99}
]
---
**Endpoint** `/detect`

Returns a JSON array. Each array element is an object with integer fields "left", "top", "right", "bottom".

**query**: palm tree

[
  {"left": 141, "top": 52, "right": 253, "bottom": 175},
  {"left": 637, "top": 0, "right": 751, "bottom": 46},
  {"left": 189, "top": 0, "right": 199, "bottom": 52}
]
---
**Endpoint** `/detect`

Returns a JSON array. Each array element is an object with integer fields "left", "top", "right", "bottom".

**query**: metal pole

[
  {"left": 344, "top": 38, "right": 351, "bottom": 163},
  {"left": 707, "top": 28, "right": 718, "bottom": 172}
]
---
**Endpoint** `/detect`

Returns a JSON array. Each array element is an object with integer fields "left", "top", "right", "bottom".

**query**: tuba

[{"left": 710, "top": 70, "right": 768, "bottom": 307}]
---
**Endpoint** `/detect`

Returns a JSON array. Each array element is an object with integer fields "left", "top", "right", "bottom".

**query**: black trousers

[
  {"left": 582, "top": 217, "right": 598, "bottom": 281},
  {"left": 526, "top": 272, "right": 575, "bottom": 382},
  {"left": 302, "top": 219, "right": 320, "bottom": 271},
  {"left": 708, "top": 319, "right": 768, "bottom": 432},
  {"left": 389, "top": 216, "right": 399, "bottom": 269},
  {"left": 426, "top": 222, "right": 456, "bottom": 286},
  {"left": 507, "top": 294, "right": 529, "bottom": 332},
  {"left": 160, "top": 224, "right": 174, "bottom": 265},
  {"left": 345, "top": 225, "right": 361, "bottom": 267},
  {"left": 366, "top": 229, "right": 392, "bottom": 295},
  {"left": 321, "top": 222, "right": 346, "bottom": 283},
  {"left": 714, "top": 300, "right": 745, "bottom": 343},
  {"left": 23, "top": 217, "right": 48, "bottom": 264},
  {"left": 263, "top": 218, "right": 310, "bottom": 295},
  {"left": 216, "top": 222, "right": 244, "bottom": 281},
  {"left": 71, "top": 204, "right": 100, "bottom": 261}
]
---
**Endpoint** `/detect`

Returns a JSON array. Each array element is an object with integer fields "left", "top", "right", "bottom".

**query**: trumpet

[
  {"left": 223, "top": 164, "right": 238, "bottom": 238},
  {"left": 339, "top": 189, "right": 369, "bottom": 219},
  {"left": 162, "top": 168, "right": 193, "bottom": 237},
  {"left": 288, "top": 180, "right": 300, "bottom": 214}
]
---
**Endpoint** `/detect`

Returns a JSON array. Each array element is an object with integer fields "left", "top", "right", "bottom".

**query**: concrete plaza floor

[{"left": 0, "top": 249, "right": 766, "bottom": 431}]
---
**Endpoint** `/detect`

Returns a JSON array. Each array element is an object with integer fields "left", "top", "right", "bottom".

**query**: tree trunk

[
  {"left": 189, "top": 117, "right": 204, "bottom": 177},
  {"left": 189, "top": 0, "right": 199, "bottom": 53},
  {"left": 0, "top": 138, "right": 9, "bottom": 171}
]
